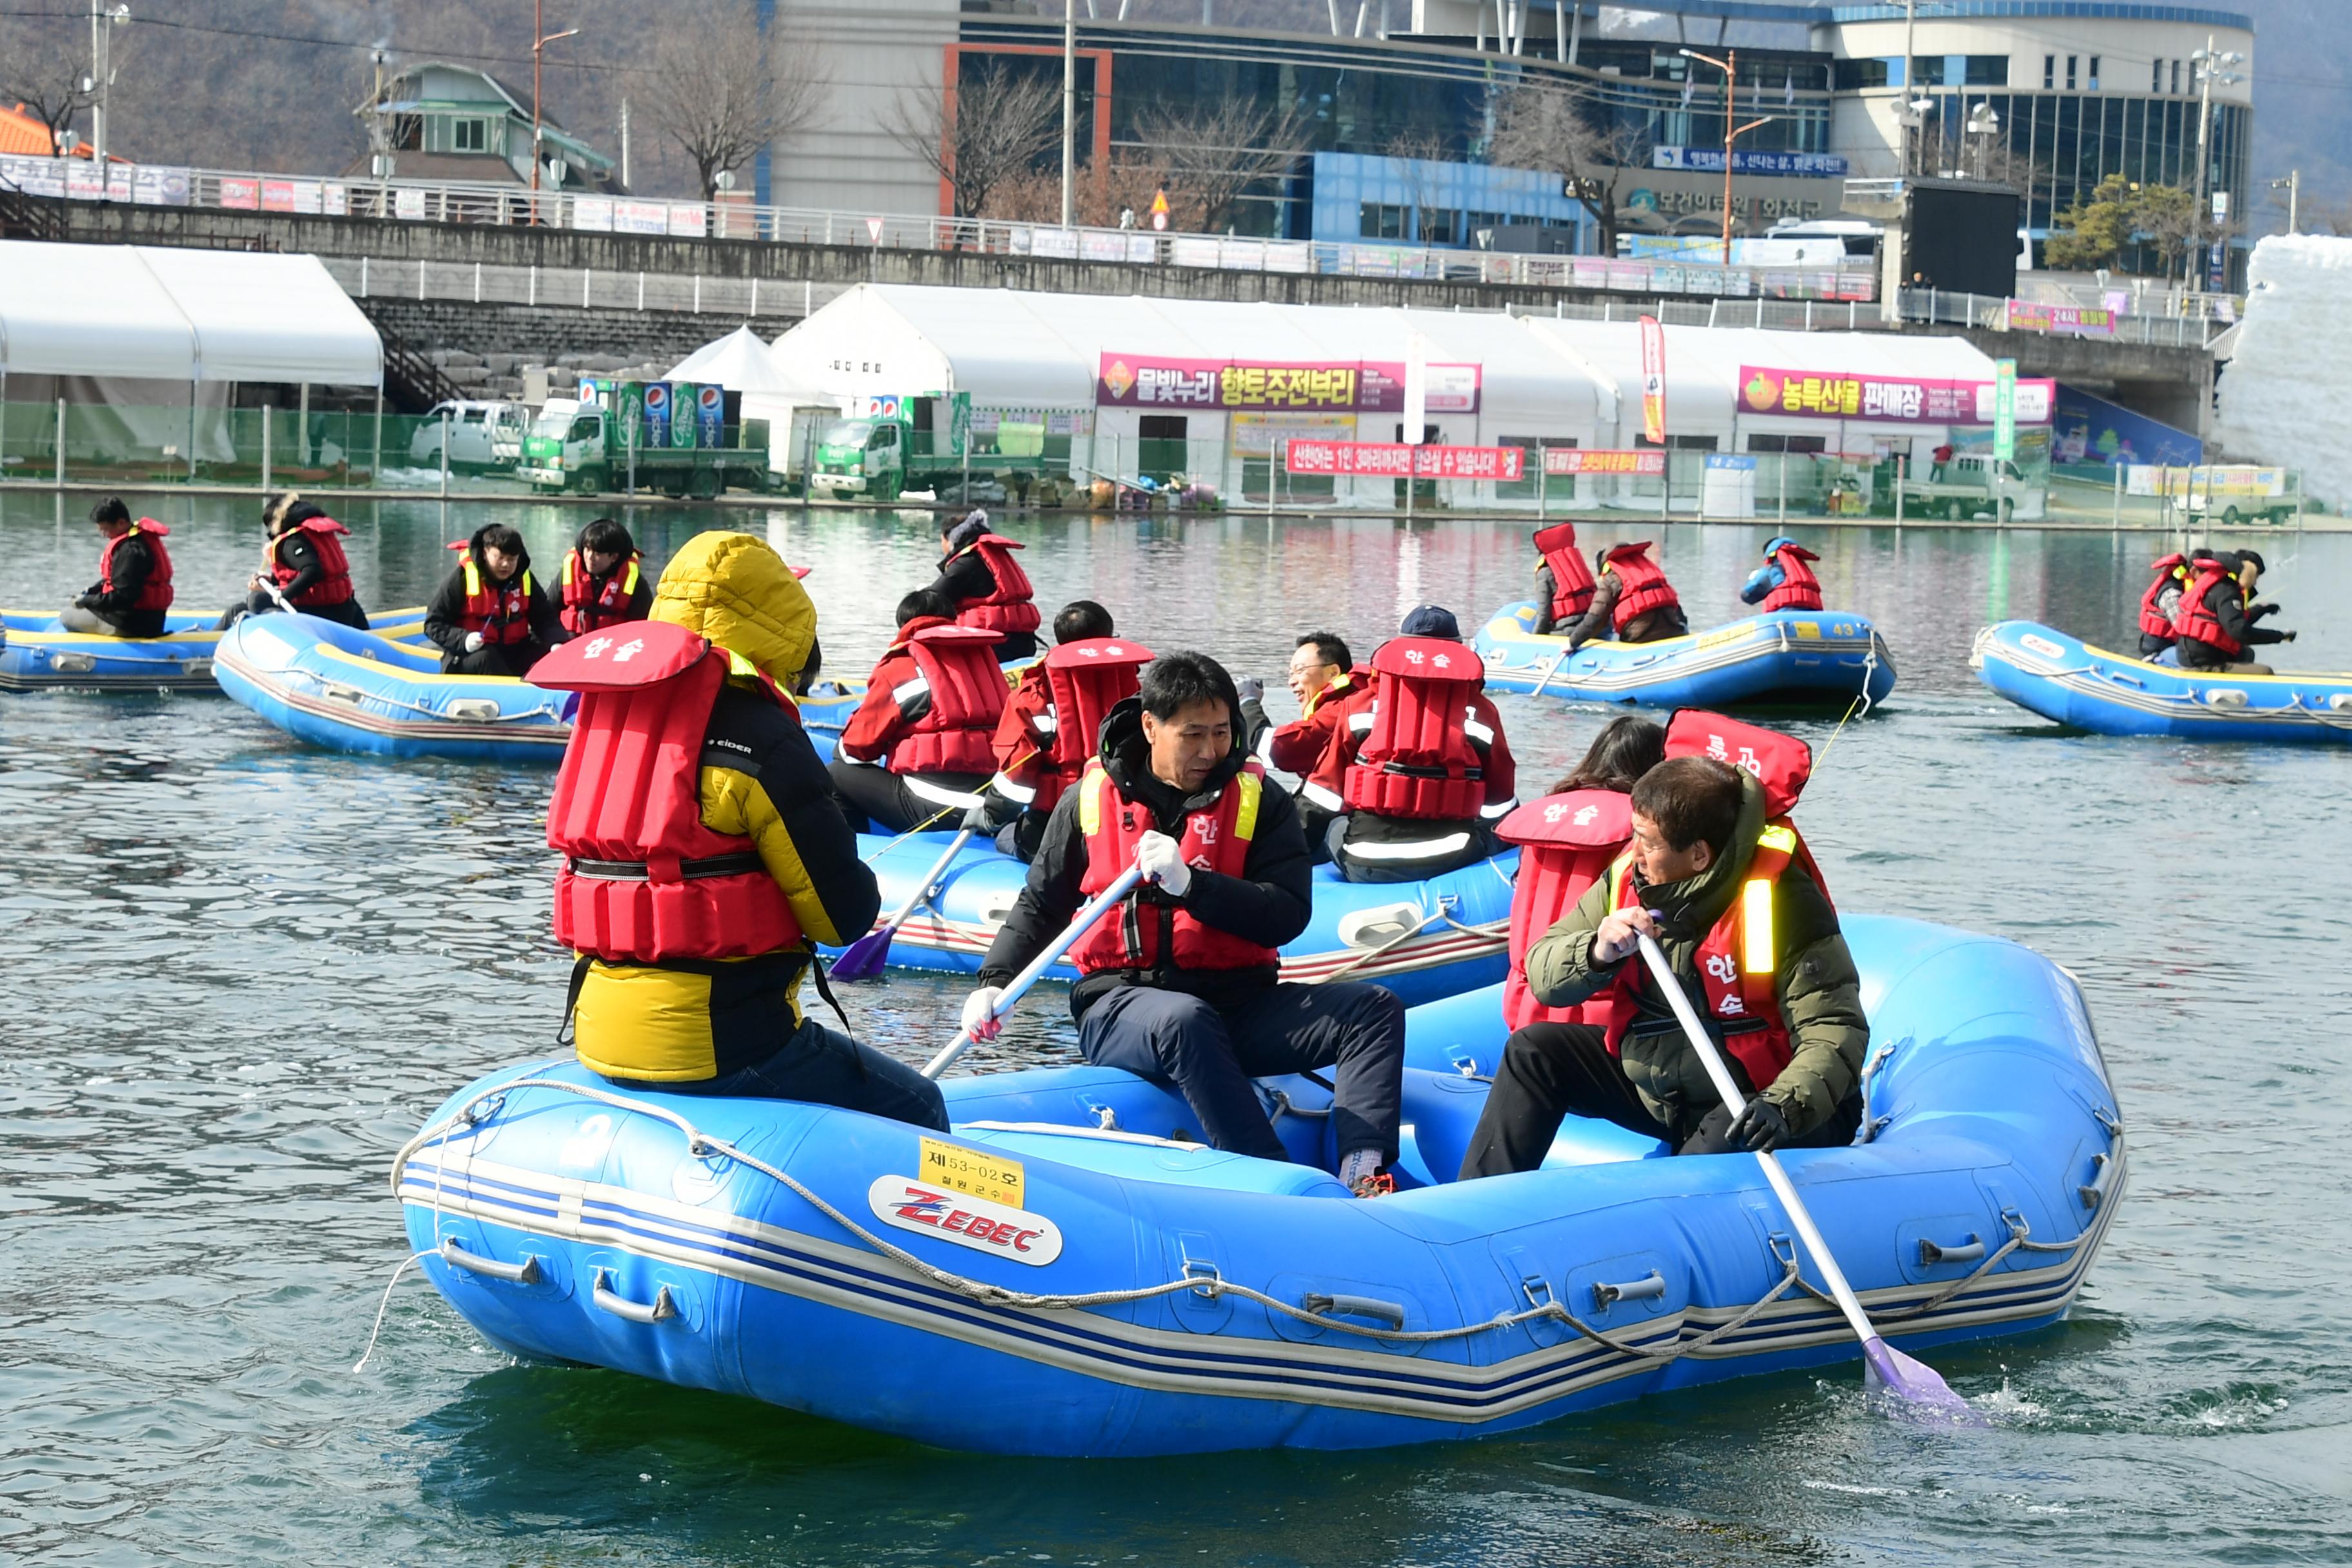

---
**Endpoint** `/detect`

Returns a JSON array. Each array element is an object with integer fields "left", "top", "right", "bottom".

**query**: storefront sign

[
  {"left": 2005, "top": 300, "right": 2117, "bottom": 337},
  {"left": 1282, "top": 440, "right": 1524, "bottom": 480},
  {"left": 1738, "top": 366, "right": 2053, "bottom": 424},
  {"left": 1994, "top": 359, "right": 2017, "bottom": 462},
  {"left": 1097, "top": 353, "right": 1480, "bottom": 413},
  {"left": 1544, "top": 449, "right": 1666, "bottom": 476}
]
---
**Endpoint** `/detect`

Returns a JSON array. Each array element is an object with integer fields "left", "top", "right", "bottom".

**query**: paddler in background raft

[
  {"left": 1529, "top": 522, "right": 1596, "bottom": 636},
  {"left": 1560, "top": 542, "right": 1689, "bottom": 651},
  {"left": 526, "top": 530, "right": 946, "bottom": 1128},
  {"left": 2174, "top": 549, "right": 2297, "bottom": 675},
  {"left": 968, "top": 600, "right": 1144, "bottom": 862},
  {"left": 925, "top": 510, "right": 1041, "bottom": 662},
  {"left": 1238, "top": 631, "right": 1364, "bottom": 779},
  {"left": 61, "top": 497, "right": 172, "bottom": 638},
  {"left": 425, "top": 524, "right": 564, "bottom": 676},
  {"left": 557, "top": 517, "right": 652, "bottom": 635},
  {"left": 1738, "top": 535, "right": 1824, "bottom": 613},
  {"left": 830, "top": 589, "right": 1007, "bottom": 833},
  {"left": 216, "top": 493, "right": 368, "bottom": 629}
]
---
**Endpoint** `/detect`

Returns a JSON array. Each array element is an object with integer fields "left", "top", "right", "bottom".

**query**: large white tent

[{"left": 665, "top": 324, "right": 842, "bottom": 472}]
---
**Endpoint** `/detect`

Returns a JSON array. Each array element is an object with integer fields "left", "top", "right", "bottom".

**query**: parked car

[{"left": 409, "top": 400, "right": 529, "bottom": 471}]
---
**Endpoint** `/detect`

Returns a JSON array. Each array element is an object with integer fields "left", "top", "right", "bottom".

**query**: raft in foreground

[
  {"left": 396, "top": 912, "right": 2121, "bottom": 1456},
  {"left": 1473, "top": 602, "right": 1896, "bottom": 709},
  {"left": 0, "top": 607, "right": 423, "bottom": 692},
  {"left": 1974, "top": 620, "right": 2352, "bottom": 743}
]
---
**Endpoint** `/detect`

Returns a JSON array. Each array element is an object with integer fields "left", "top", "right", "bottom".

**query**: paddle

[
  {"left": 1528, "top": 643, "right": 1573, "bottom": 698},
  {"left": 921, "top": 863, "right": 1144, "bottom": 1079},
  {"left": 834, "top": 827, "right": 975, "bottom": 980},
  {"left": 1634, "top": 930, "right": 1979, "bottom": 1422}
]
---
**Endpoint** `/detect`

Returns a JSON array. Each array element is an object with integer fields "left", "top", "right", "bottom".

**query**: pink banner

[
  {"left": 1282, "top": 440, "right": 1524, "bottom": 480},
  {"left": 218, "top": 177, "right": 259, "bottom": 211},
  {"left": 1545, "top": 448, "right": 1665, "bottom": 476},
  {"left": 2004, "top": 299, "right": 2117, "bottom": 337},
  {"left": 260, "top": 179, "right": 297, "bottom": 213},
  {"left": 1738, "top": 366, "right": 2054, "bottom": 425},
  {"left": 1098, "top": 353, "right": 1480, "bottom": 413}
]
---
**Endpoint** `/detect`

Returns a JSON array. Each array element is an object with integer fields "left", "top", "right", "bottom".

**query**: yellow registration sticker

[
  {"left": 1794, "top": 620, "right": 1821, "bottom": 640},
  {"left": 919, "top": 1137, "right": 1025, "bottom": 1210},
  {"left": 1697, "top": 627, "right": 1747, "bottom": 651}
]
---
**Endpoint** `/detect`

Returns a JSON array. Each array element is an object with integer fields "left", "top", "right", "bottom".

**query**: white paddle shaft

[{"left": 922, "top": 863, "right": 1146, "bottom": 1080}]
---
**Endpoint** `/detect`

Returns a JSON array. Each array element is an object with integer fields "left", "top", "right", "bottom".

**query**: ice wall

[{"left": 2211, "top": 235, "right": 2352, "bottom": 508}]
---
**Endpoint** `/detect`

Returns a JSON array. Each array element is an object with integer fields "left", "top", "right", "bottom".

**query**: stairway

[{"left": 352, "top": 297, "right": 467, "bottom": 413}]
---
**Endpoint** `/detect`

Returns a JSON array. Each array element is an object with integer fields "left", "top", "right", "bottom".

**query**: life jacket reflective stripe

[
  {"left": 950, "top": 534, "right": 1042, "bottom": 638},
  {"left": 2174, "top": 558, "right": 2242, "bottom": 656},
  {"left": 560, "top": 548, "right": 643, "bottom": 634},
  {"left": 2137, "top": 553, "right": 2189, "bottom": 642},
  {"left": 99, "top": 519, "right": 174, "bottom": 612},
  {"left": 533, "top": 620, "right": 805, "bottom": 965},
  {"left": 1339, "top": 636, "right": 1487, "bottom": 821},
  {"left": 1760, "top": 542, "right": 1823, "bottom": 612},
  {"left": 1035, "top": 637, "right": 1153, "bottom": 812},
  {"left": 1603, "top": 542, "right": 1680, "bottom": 631},
  {"left": 265, "top": 516, "right": 355, "bottom": 607},
  {"left": 1496, "top": 789, "right": 1632, "bottom": 1032},
  {"left": 1597, "top": 823, "right": 1803, "bottom": 1093},
  {"left": 1069, "top": 759, "right": 1274, "bottom": 974},
  {"left": 885, "top": 623, "right": 1006, "bottom": 776},
  {"left": 460, "top": 556, "right": 536, "bottom": 645},
  {"left": 1533, "top": 522, "right": 1596, "bottom": 622},
  {"left": 1663, "top": 709, "right": 1813, "bottom": 818}
]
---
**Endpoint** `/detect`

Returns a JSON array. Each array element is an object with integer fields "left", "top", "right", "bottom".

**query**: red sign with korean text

[{"left": 1282, "top": 440, "right": 1524, "bottom": 480}]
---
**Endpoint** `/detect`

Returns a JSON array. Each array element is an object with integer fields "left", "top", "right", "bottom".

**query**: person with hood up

[
  {"left": 1739, "top": 536, "right": 1824, "bottom": 613},
  {"left": 424, "top": 523, "right": 564, "bottom": 676},
  {"left": 958, "top": 651, "right": 1407, "bottom": 1197},
  {"left": 925, "top": 509, "right": 1041, "bottom": 662},
  {"left": 218, "top": 493, "right": 369, "bottom": 630},
  {"left": 2174, "top": 549, "right": 2297, "bottom": 674},
  {"left": 528, "top": 530, "right": 943, "bottom": 1127}
]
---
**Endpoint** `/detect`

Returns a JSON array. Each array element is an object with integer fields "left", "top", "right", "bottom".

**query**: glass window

[
  {"left": 1416, "top": 206, "right": 1456, "bottom": 244},
  {"left": 568, "top": 418, "right": 598, "bottom": 442},
  {"left": 2066, "top": 55, "right": 2077, "bottom": 91},
  {"left": 1833, "top": 58, "right": 1888, "bottom": 90},
  {"left": 1965, "top": 55, "right": 2007, "bottom": 87},
  {"left": 2088, "top": 57, "right": 2100, "bottom": 91},
  {"left": 2172, "top": 60, "right": 2182, "bottom": 94},
  {"left": 1747, "top": 434, "right": 1827, "bottom": 454},
  {"left": 2152, "top": 59, "right": 2164, "bottom": 93},
  {"left": 1359, "top": 202, "right": 1406, "bottom": 240},
  {"left": 1909, "top": 55, "right": 1944, "bottom": 88},
  {"left": 2043, "top": 54, "right": 2055, "bottom": 90},
  {"left": 453, "top": 118, "right": 487, "bottom": 152}
]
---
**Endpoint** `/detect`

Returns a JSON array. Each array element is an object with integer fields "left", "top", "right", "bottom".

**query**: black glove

[
  {"left": 964, "top": 792, "right": 1017, "bottom": 833},
  {"left": 1726, "top": 1097, "right": 1790, "bottom": 1152},
  {"left": 2286, "top": 630, "right": 2299, "bottom": 643}
]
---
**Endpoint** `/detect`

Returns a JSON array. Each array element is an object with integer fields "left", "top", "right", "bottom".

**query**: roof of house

[{"left": 0, "top": 102, "right": 88, "bottom": 159}]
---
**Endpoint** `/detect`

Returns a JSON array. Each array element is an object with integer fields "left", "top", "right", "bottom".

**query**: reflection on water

[{"left": 4, "top": 493, "right": 2349, "bottom": 1564}]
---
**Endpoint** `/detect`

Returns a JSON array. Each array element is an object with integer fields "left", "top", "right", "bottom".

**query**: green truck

[
  {"left": 517, "top": 384, "right": 776, "bottom": 499},
  {"left": 808, "top": 393, "right": 981, "bottom": 502}
]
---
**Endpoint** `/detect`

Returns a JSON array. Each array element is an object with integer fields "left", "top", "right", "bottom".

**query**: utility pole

[
  {"left": 1060, "top": 0, "right": 1077, "bottom": 228},
  {"left": 2271, "top": 168, "right": 2298, "bottom": 235},
  {"left": 620, "top": 97, "right": 631, "bottom": 190},
  {"left": 88, "top": 1, "right": 126, "bottom": 168},
  {"left": 1680, "top": 47, "right": 1773, "bottom": 262},
  {"left": 531, "top": 0, "right": 582, "bottom": 219}
]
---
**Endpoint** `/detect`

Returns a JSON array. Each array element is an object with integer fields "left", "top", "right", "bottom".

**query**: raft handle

[
  {"left": 440, "top": 1238, "right": 542, "bottom": 1286},
  {"left": 1592, "top": 1271, "right": 1667, "bottom": 1309},
  {"left": 2077, "top": 1152, "right": 2115, "bottom": 1213},
  {"left": 592, "top": 1269, "right": 678, "bottom": 1324},
  {"left": 1302, "top": 1292, "right": 1406, "bottom": 1329},
  {"left": 1917, "top": 1235, "right": 1985, "bottom": 1267}
]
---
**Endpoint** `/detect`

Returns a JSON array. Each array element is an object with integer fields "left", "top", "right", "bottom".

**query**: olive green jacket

[{"left": 1522, "top": 770, "right": 1868, "bottom": 1137}]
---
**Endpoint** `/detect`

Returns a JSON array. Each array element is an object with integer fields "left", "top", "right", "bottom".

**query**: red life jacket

[
  {"left": 885, "top": 623, "right": 1006, "bottom": 776},
  {"left": 2137, "top": 553, "right": 2188, "bottom": 643},
  {"left": 1603, "top": 542, "right": 1680, "bottom": 632},
  {"left": 1068, "top": 758, "right": 1275, "bottom": 975},
  {"left": 950, "top": 534, "right": 1042, "bottom": 640},
  {"left": 1663, "top": 708, "right": 1815, "bottom": 817},
  {"left": 449, "top": 541, "right": 536, "bottom": 647},
  {"left": 531, "top": 620, "right": 805, "bottom": 964},
  {"left": 2173, "top": 557, "right": 2242, "bottom": 656},
  {"left": 1035, "top": 636, "right": 1153, "bottom": 812},
  {"left": 1761, "top": 542, "right": 1823, "bottom": 612},
  {"left": 1495, "top": 789, "right": 1632, "bottom": 1032},
  {"left": 560, "top": 547, "right": 643, "bottom": 634},
  {"left": 99, "top": 519, "right": 174, "bottom": 612},
  {"left": 1339, "top": 637, "right": 1488, "bottom": 821},
  {"left": 1533, "top": 522, "right": 1597, "bottom": 623},
  {"left": 266, "top": 516, "right": 355, "bottom": 608}
]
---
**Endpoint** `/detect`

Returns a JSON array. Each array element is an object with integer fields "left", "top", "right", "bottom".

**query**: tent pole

[
  {"left": 373, "top": 387, "right": 384, "bottom": 489},
  {"left": 188, "top": 382, "right": 198, "bottom": 482},
  {"left": 299, "top": 382, "right": 310, "bottom": 468},
  {"left": 56, "top": 397, "right": 66, "bottom": 487},
  {"left": 262, "top": 400, "right": 273, "bottom": 493}
]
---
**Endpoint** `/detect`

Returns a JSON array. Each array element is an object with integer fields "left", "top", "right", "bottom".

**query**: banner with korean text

[
  {"left": 1638, "top": 315, "right": 1667, "bottom": 444},
  {"left": 1282, "top": 440, "right": 1524, "bottom": 480},
  {"left": 1098, "top": 353, "right": 1481, "bottom": 413},
  {"left": 1738, "top": 366, "right": 2054, "bottom": 424},
  {"left": 1544, "top": 449, "right": 1666, "bottom": 476}
]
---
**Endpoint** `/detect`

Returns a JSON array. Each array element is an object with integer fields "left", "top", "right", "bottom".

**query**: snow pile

[{"left": 2211, "top": 235, "right": 2352, "bottom": 507}]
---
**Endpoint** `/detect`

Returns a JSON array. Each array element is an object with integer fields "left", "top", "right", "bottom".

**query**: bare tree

[
  {"left": 1487, "top": 81, "right": 1651, "bottom": 256},
  {"left": 885, "top": 61, "right": 1062, "bottom": 221},
  {"left": 0, "top": 15, "right": 98, "bottom": 145},
  {"left": 641, "top": 0, "right": 827, "bottom": 201},
  {"left": 1133, "top": 93, "right": 1307, "bottom": 234}
]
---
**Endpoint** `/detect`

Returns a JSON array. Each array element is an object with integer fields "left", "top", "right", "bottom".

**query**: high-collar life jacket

[
  {"left": 948, "top": 534, "right": 1042, "bottom": 640},
  {"left": 449, "top": 541, "right": 536, "bottom": 647},
  {"left": 2173, "top": 556, "right": 2243, "bottom": 656},
  {"left": 1070, "top": 757, "right": 1275, "bottom": 975},
  {"left": 531, "top": 619, "right": 805, "bottom": 965},
  {"left": 265, "top": 516, "right": 355, "bottom": 607},
  {"left": 1533, "top": 522, "right": 1597, "bottom": 623},
  {"left": 1034, "top": 637, "right": 1153, "bottom": 812},
  {"left": 560, "top": 547, "right": 643, "bottom": 634},
  {"left": 1760, "top": 542, "right": 1823, "bottom": 612},
  {"left": 1339, "top": 637, "right": 1489, "bottom": 821},
  {"left": 2138, "top": 553, "right": 2191, "bottom": 644},
  {"left": 99, "top": 519, "right": 174, "bottom": 612},
  {"left": 1603, "top": 542, "right": 1680, "bottom": 632},
  {"left": 1496, "top": 789, "right": 1632, "bottom": 1032},
  {"left": 886, "top": 623, "right": 1006, "bottom": 776}
]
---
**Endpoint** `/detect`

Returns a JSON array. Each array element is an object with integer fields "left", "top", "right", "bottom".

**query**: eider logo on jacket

[{"left": 867, "top": 1175, "right": 1064, "bottom": 1266}]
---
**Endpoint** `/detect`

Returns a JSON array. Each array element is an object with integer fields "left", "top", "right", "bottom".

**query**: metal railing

[{"left": 1895, "top": 288, "right": 2224, "bottom": 348}]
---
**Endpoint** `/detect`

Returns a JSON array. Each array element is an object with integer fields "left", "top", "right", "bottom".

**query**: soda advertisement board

[
  {"left": 669, "top": 382, "right": 700, "bottom": 449},
  {"left": 640, "top": 382, "right": 672, "bottom": 449},
  {"left": 695, "top": 384, "right": 726, "bottom": 448}
]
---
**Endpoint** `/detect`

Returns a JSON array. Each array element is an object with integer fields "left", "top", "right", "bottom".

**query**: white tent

[{"left": 666, "top": 324, "right": 842, "bottom": 475}]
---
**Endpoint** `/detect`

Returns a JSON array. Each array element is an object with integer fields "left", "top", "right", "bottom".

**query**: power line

[{"left": 0, "top": 7, "right": 652, "bottom": 77}]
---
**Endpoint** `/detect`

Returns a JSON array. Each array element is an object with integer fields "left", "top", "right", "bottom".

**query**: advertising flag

[{"left": 1638, "top": 315, "right": 1667, "bottom": 446}]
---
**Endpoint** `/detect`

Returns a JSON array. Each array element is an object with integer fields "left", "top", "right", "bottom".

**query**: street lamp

[
  {"left": 88, "top": 2, "right": 130, "bottom": 168},
  {"left": 531, "top": 0, "right": 582, "bottom": 217},
  {"left": 1678, "top": 48, "right": 1775, "bottom": 262},
  {"left": 2188, "top": 36, "right": 2244, "bottom": 289},
  {"left": 1965, "top": 100, "right": 1999, "bottom": 181}
]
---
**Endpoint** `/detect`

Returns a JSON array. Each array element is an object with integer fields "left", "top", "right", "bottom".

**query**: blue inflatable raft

[
  {"left": 0, "top": 606, "right": 424, "bottom": 692},
  {"left": 841, "top": 830, "right": 1515, "bottom": 1007},
  {"left": 1472, "top": 601, "right": 1896, "bottom": 709},
  {"left": 213, "top": 611, "right": 856, "bottom": 763},
  {"left": 394, "top": 911, "right": 2121, "bottom": 1456},
  {"left": 1974, "top": 620, "right": 2352, "bottom": 744}
]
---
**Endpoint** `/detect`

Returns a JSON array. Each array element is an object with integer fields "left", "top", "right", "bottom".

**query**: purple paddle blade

[
  {"left": 1862, "top": 1336, "right": 1984, "bottom": 1425},
  {"left": 828, "top": 927, "right": 895, "bottom": 981}
]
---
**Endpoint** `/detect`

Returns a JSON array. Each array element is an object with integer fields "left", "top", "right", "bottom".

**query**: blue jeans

[{"left": 611, "top": 1017, "right": 949, "bottom": 1131}]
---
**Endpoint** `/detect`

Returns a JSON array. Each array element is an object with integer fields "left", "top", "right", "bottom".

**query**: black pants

[
  {"left": 828, "top": 759, "right": 988, "bottom": 835},
  {"left": 1077, "top": 981, "right": 1406, "bottom": 1164},
  {"left": 604, "top": 1016, "right": 948, "bottom": 1131},
  {"left": 1458, "top": 1022, "right": 1863, "bottom": 1179},
  {"left": 994, "top": 808, "right": 1051, "bottom": 863},
  {"left": 217, "top": 593, "right": 369, "bottom": 631},
  {"left": 1331, "top": 816, "right": 1496, "bottom": 884},
  {"left": 442, "top": 641, "right": 548, "bottom": 678},
  {"left": 1620, "top": 609, "right": 1688, "bottom": 645}
]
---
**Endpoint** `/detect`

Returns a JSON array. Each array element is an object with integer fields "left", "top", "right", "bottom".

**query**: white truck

[
  {"left": 1898, "top": 453, "right": 2046, "bottom": 522},
  {"left": 408, "top": 400, "right": 529, "bottom": 471}
]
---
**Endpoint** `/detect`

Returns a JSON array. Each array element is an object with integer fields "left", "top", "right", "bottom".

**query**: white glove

[
  {"left": 462, "top": 631, "right": 485, "bottom": 653},
  {"left": 959, "top": 986, "right": 1006, "bottom": 1041},
  {"left": 1135, "top": 830, "right": 1193, "bottom": 897},
  {"left": 1236, "top": 676, "right": 1265, "bottom": 705}
]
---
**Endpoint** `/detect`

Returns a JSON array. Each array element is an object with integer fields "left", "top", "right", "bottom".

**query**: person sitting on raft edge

[
  {"left": 558, "top": 516, "right": 653, "bottom": 635},
  {"left": 218, "top": 493, "right": 368, "bottom": 630},
  {"left": 61, "top": 497, "right": 172, "bottom": 638},
  {"left": 1237, "top": 631, "right": 1364, "bottom": 778},
  {"left": 925, "top": 509, "right": 1041, "bottom": 663},
  {"left": 958, "top": 651, "right": 1408, "bottom": 1197},
  {"left": 967, "top": 599, "right": 1144, "bottom": 863},
  {"left": 426, "top": 524, "right": 565, "bottom": 677},
  {"left": 1458, "top": 750, "right": 1868, "bottom": 1177},
  {"left": 829, "top": 588, "right": 1006, "bottom": 834}
]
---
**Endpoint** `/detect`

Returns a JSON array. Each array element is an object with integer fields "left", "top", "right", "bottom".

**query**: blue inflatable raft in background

[
  {"left": 1473, "top": 601, "right": 1896, "bottom": 709},
  {"left": 1974, "top": 620, "right": 2352, "bottom": 744},
  {"left": 395, "top": 912, "right": 2121, "bottom": 1456},
  {"left": 0, "top": 606, "right": 423, "bottom": 692}
]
